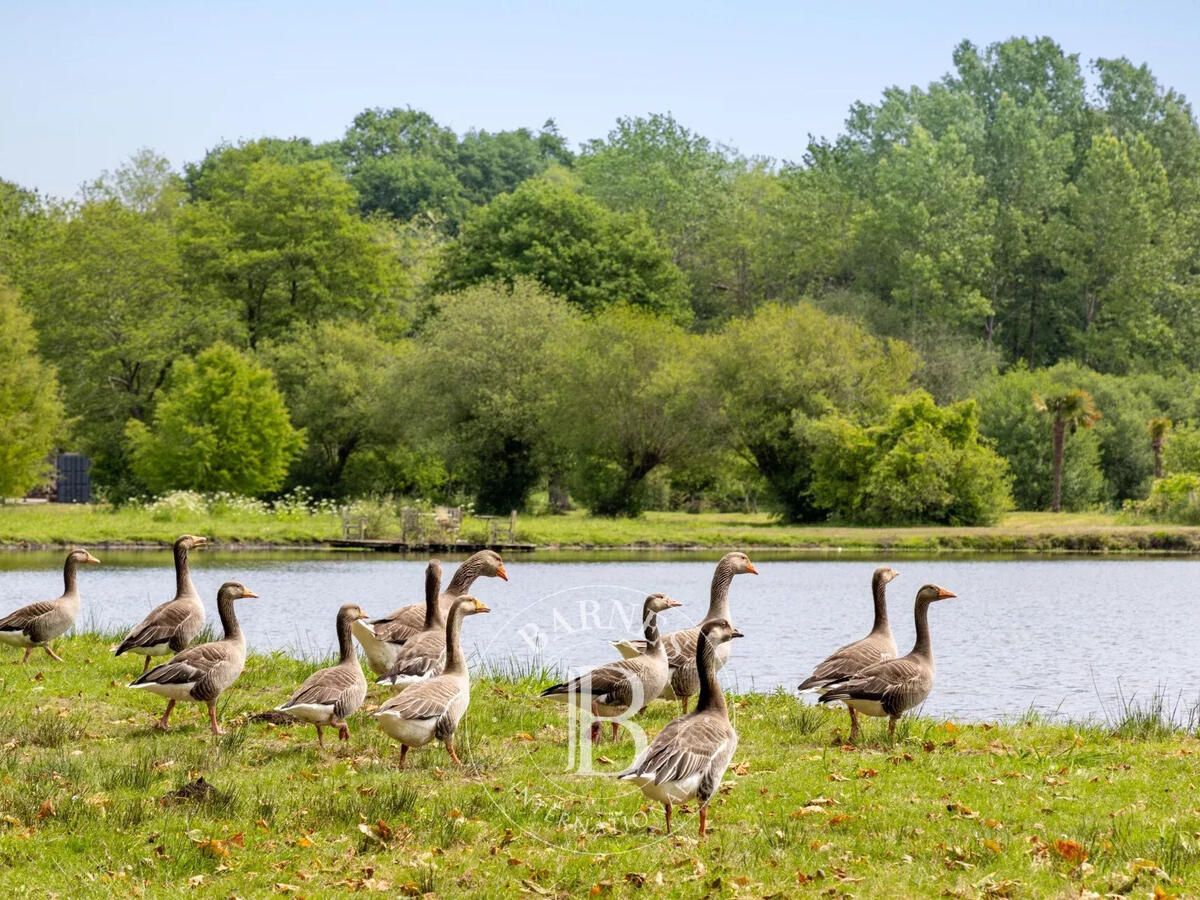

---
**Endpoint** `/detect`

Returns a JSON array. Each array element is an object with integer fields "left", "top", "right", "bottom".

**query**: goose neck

[
  {"left": 870, "top": 574, "right": 891, "bottom": 634},
  {"left": 217, "top": 592, "right": 243, "bottom": 642},
  {"left": 443, "top": 603, "right": 468, "bottom": 675},
  {"left": 174, "top": 541, "right": 197, "bottom": 599},
  {"left": 911, "top": 599, "right": 933, "bottom": 659},
  {"left": 694, "top": 630, "right": 726, "bottom": 714},
  {"left": 336, "top": 614, "right": 355, "bottom": 663},
  {"left": 707, "top": 559, "right": 735, "bottom": 620}
]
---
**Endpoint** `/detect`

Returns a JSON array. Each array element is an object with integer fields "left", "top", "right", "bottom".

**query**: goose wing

[
  {"left": 799, "top": 632, "right": 896, "bottom": 692},
  {"left": 0, "top": 600, "right": 56, "bottom": 637},
  {"left": 282, "top": 664, "right": 366, "bottom": 719},
  {"left": 378, "top": 676, "right": 462, "bottom": 722},
  {"left": 541, "top": 658, "right": 644, "bottom": 706},
  {"left": 378, "top": 630, "right": 445, "bottom": 682},
  {"left": 131, "top": 641, "right": 228, "bottom": 687},
  {"left": 115, "top": 601, "right": 200, "bottom": 655},
  {"left": 620, "top": 712, "right": 736, "bottom": 787},
  {"left": 819, "top": 655, "right": 932, "bottom": 717},
  {"left": 368, "top": 605, "right": 423, "bottom": 645}
]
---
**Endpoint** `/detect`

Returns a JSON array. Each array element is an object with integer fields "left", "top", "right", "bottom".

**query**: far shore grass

[
  {"left": 3, "top": 502, "right": 1200, "bottom": 554},
  {"left": 2, "top": 632, "right": 1199, "bottom": 897}
]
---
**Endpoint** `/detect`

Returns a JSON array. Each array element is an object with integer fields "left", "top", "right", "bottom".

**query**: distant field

[
  {"left": 2, "top": 503, "right": 1199, "bottom": 553},
  {"left": 0, "top": 633, "right": 1195, "bottom": 898}
]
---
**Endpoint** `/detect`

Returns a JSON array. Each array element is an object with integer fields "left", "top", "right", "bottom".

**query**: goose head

[
  {"left": 874, "top": 566, "right": 899, "bottom": 585},
  {"left": 917, "top": 584, "right": 956, "bottom": 604},
  {"left": 643, "top": 592, "right": 682, "bottom": 614},
  {"left": 454, "top": 595, "right": 491, "bottom": 617},
  {"left": 217, "top": 581, "right": 259, "bottom": 602},
  {"left": 337, "top": 602, "right": 370, "bottom": 624},
  {"left": 70, "top": 549, "right": 101, "bottom": 566},
  {"left": 701, "top": 618, "right": 744, "bottom": 645},
  {"left": 176, "top": 535, "right": 208, "bottom": 551},
  {"left": 722, "top": 551, "right": 758, "bottom": 576},
  {"left": 479, "top": 550, "right": 508, "bottom": 582}
]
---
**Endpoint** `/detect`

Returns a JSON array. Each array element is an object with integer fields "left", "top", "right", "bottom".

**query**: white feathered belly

[
  {"left": 127, "top": 643, "right": 172, "bottom": 657},
  {"left": 130, "top": 681, "right": 197, "bottom": 701},
  {"left": 376, "top": 712, "right": 438, "bottom": 747},
  {"left": 378, "top": 669, "right": 435, "bottom": 688},
  {"left": 0, "top": 630, "right": 35, "bottom": 648},
  {"left": 352, "top": 621, "right": 399, "bottom": 675},
  {"left": 843, "top": 698, "right": 887, "bottom": 717},
  {"left": 281, "top": 702, "right": 336, "bottom": 724},
  {"left": 624, "top": 772, "right": 703, "bottom": 804}
]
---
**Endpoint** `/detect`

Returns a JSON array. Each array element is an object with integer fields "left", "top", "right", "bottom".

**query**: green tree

[
  {"left": 19, "top": 194, "right": 223, "bottom": 494},
  {"left": 436, "top": 174, "right": 690, "bottom": 321},
  {"left": 401, "top": 279, "right": 577, "bottom": 514},
  {"left": 709, "top": 302, "right": 917, "bottom": 521},
  {"left": 1162, "top": 423, "right": 1200, "bottom": 476},
  {"left": 1149, "top": 417, "right": 1172, "bottom": 479},
  {"left": 126, "top": 343, "right": 303, "bottom": 495},
  {"left": 180, "top": 157, "right": 401, "bottom": 348},
  {"left": 1034, "top": 388, "right": 1101, "bottom": 512},
  {"left": 549, "top": 306, "right": 718, "bottom": 516},
  {"left": 259, "top": 322, "right": 407, "bottom": 498},
  {"left": 810, "top": 392, "right": 1012, "bottom": 525},
  {"left": 0, "top": 282, "right": 64, "bottom": 497},
  {"left": 454, "top": 121, "right": 573, "bottom": 208}
]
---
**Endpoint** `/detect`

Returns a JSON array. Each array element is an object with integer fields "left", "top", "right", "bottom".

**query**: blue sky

[{"left": 2, "top": 1, "right": 1197, "bottom": 198}]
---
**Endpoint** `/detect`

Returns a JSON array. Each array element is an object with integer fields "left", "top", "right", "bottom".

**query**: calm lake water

[{"left": 2, "top": 550, "right": 1198, "bottom": 724}]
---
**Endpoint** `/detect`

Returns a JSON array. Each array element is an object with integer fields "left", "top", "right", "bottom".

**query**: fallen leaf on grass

[
  {"left": 1052, "top": 839, "right": 1088, "bottom": 864},
  {"left": 36, "top": 799, "right": 55, "bottom": 820}
]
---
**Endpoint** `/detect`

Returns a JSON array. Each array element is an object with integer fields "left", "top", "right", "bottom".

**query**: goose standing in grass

[
  {"left": 128, "top": 581, "right": 258, "bottom": 734},
  {"left": 540, "top": 593, "right": 682, "bottom": 743},
  {"left": 618, "top": 618, "right": 742, "bottom": 837},
  {"left": 277, "top": 603, "right": 370, "bottom": 747},
  {"left": 798, "top": 566, "right": 899, "bottom": 742},
  {"left": 0, "top": 549, "right": 100, "bottom": 662},
  {"left": 375, "top": 595, "right": 489, "bottom": 768},
  {"left": 819, "top": 584, "right": 956, "bottom": 738},
  {"left": 114, "top": 535, "right": 208, "bottom": 673},
  {"left": 614, "top": 551, "right": 756, "bottom": 713},
  {"left": 354, "top": 550, "right": 506, "bottom": 675},
  {"left": 376, "top": 561, "right": 449, "bottom": 688}
]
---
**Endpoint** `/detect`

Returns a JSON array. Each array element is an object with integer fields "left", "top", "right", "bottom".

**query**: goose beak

[
  {"left": 243, "top": 590, "right": 260, "bottom": 599},
  {"left": 665, "top": 597, "right": 682, "bottom": 608},
  {"left": 745, "top": 563, "right": 758, "bottom": 575},
  {"left": 195, "top": 537, "right": 208, "bottom": 547},
  {"left": 84, "top": 553, "right": 101, "bottom": 565},
  {"left": 475, "top": 601, "right": 491, "bottom": 614},
  {"left": 496, "top": 564, "right": 508, "bottom": 582},
  {"left": 937, "top": 588, "right": 956, "bottom": 600},
  {"left": 357, "top": 611, "right": 370, "bottom": 620},
  {"left": 731, "top": 629, "right": 745, "bottom": 639}
]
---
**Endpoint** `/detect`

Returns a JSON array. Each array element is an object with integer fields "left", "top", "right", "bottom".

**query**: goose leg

[
  {"left": 336, "top": 722, "right": 350, "bottom": 742},
  {"left": 398, "top": 745, "right": 409, "bottom": 769},
  {"left": 20, "top": 647, "right": 32, "bottom": 664},
  {"left": 589, "top": 698, "right": 601, "bottom": 744},
  {"left": 315, "top": 725, "right": 325, "bottom": 748},
  {"left": 446, "top": 740, "right": 462, "bottom": 766},
  {"left": 611, "top": 721, "right": 618, "bottom": 742},
  {"left": 155, "top": 699, "right": 176, "bottom": 730},
  {"left": 142, "top": 656, "right": 152, "bottom": 674},
  {"left": 679, "top": 696, "right": 690, "bottom": 715},
  {"left": 699, "top": 806, "right": 708, "bottom": 837},
  {"left": 888, "top": 716, "right": 896, "bottom": 739},
  {"left": 663, "top": 801, "right": 673, "bottom": 834},
  {"left": 848, "top": 707, "right": 860, "bottom": 743},
  {"left": 207, "top": 702, "right": 224, "bottom": 736},
  {"left": 44, "top": 645, "right": 64, "bottom": 662}
]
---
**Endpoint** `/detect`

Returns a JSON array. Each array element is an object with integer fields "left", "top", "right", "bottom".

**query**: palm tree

[
  {"left": 1033, "top": 389, "right": 1101, "bottom": 512},
  {"left": 1149, "top": 417, "right": 1172, "bottom": 479}
]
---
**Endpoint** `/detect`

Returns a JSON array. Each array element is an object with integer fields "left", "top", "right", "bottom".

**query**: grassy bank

[
  {"left": 4, "top": 503, "right": 1200, "bottom": 554},
  {"left": 2, "top": 634, "right": 1198, "bottom": 898}
]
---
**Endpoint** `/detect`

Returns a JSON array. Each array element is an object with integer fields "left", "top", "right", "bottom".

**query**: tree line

[{"left": 3, "top": 35, "right": 1200, "bottom": 523}]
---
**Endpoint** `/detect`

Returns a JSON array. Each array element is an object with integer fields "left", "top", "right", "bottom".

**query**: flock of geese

[{"left": 0, "top": 537, "right": 957, "bottom": 836}]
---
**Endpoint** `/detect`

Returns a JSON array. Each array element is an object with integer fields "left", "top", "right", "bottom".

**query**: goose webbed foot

[{"left": 44, "top": 646, "right": 63, "bottom": 662}]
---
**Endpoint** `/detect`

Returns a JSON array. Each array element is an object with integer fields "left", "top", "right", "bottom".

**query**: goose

[
  {"left": 114, "top": 535, "right": 208, "bottom": 672},
  {"left": 276, "top": 603, "right": 370, "bottom": 747},
  {"left": 618, "top": 618, "right": 742, "bottom": 836},
  {"left": 0, "top": 548, "right": 100, "bottom": 662},
  {"left": 353, "top": 550, "right": 507, "bottom": 675},
  {"left": 819, "top": 584, "right": 956, "bottom": 738},
  {"left": 614, "top": 551, "right": 756, "bottom": 712},
  {"left": 376, "top": 561, "right": 449, "bottom": 688},
  {"left": 375, "top": 595, "right": 489, "bottom": 768},
  {"left": 798, "top": 566, "right": 899, "bottom": 741},
  {"left": 540, "top": 593, "right": 682, "bottom": 743},
  {"left": 128, "top": 581, "right": 258, "bottom": 734}
]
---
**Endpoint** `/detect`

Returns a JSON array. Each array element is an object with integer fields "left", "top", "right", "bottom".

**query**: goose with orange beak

[{"left": 819, "top": 584, "right": 956, "bottom": 738}]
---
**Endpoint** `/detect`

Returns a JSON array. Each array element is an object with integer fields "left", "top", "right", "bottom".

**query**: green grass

[
  {"left": 2, "top": 634, "right": 1198, "bottom": 897},
  {"left": 6, "top": 502, "right": 1200, "bottom": 554}
]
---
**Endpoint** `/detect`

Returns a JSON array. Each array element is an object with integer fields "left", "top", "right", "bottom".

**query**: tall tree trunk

[
  {"left": 1152, "top": 441, "right": 1164, "bottom": 479},
  {"left": 1051, "top": 418, "right": 1066, "bottom": 513}
]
